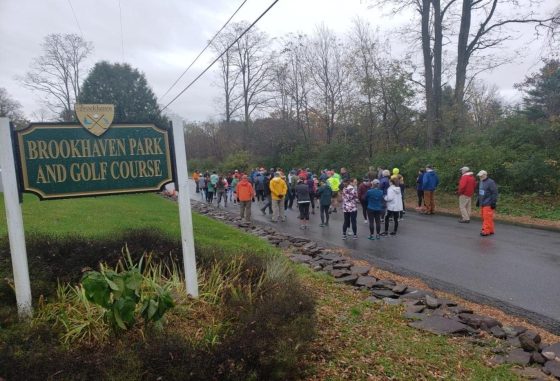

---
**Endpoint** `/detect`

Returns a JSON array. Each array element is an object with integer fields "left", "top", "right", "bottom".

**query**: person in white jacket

[{"left": 381, "top": 178, "right": 404, "bottom": 236}]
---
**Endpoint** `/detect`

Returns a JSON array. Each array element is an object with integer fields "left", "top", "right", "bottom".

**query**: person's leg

[
  {"left": 373, "top": 211, "right": 382, "bottom": 235},
  {"left": 298, "top": 203, "right": 305, "bottom": 226},
  {"left": 350, "top": 211, "right": 357, "bottom": 235},
  {"left": 271, "top": 200, "right": 279, "bottom": 221},
  {"left": 245, "top": 201, "right": 252, "bottom": 222},
  {"left": 417, "top": 190, "right": 423, "bottom": 207},
  {"left": 367, "top": 209, "right": 375, "bottom": 235},
  {"left": 459, "top": 195, "right": 469, "bottom": 221},
  {"left": 279, "top": 199, "right": 286, "bottom": 221},
  {"left": 465, "top": 197, "right": 471, "bottom": 220},
  {"left": 342, "top": 212, "right": 350, "bottom": 236},
  {"left": 325, "top": 204, "right": 330, "bottom": 225},
  {"left": 392, "top": 211, "right": 399, "bottom": 233},
  {"left": 302, "top": 203, "right": 310, "bottom": 225},
  {"left": 361, "top": 201, "right": 368, "bottom": 221},
  {"left": 488, "top": 207, "right": 495, "bottom": 234},
  {"left": 383, "top": 211, "right": 390, "bottom": 234},
  {"left": 432, "top": 191, "right": 436, "bottom": 213},
  {"left": 196, "top": 182, "right": 199, "bottom": 193},
  {"left": 240, "top": 201, "right": 246, "bottom": 219},
  {"left": 424, "top": 191, "right": 433, "bottom": 213},
  {"left": 320, "top": 205, "right": 326, "bottom": 224}
]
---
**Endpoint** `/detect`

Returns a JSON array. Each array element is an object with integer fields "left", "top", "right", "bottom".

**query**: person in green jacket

[{"left": 327, "top": 171, "right": 340, "bottom": 212}]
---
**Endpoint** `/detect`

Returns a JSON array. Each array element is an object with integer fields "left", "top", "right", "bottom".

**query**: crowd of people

[{"left": 191, "top": 164, "right": 498, "bottom": 239}]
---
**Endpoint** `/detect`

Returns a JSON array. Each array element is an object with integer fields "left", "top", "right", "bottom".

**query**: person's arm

[{"left": 489, "top": 180, "right": 498, "bottom": 208}]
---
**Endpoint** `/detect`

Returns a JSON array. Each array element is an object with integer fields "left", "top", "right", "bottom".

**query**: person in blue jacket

[
  {"left": 422, "top": 164, "right": 439, "bottom": 214},
  {"left": 365, "top": 179, "right": 385, "bottom": 239}
]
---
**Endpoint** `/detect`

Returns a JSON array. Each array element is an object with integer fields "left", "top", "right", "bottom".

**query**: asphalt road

[{"left": 189, "top": 184, "right": 560, "bottom": 333}]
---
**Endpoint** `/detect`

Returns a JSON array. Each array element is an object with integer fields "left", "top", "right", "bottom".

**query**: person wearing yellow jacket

[
  {"left": 327, "top": 171, "right": 340, "bottom": 212},
  {"left": 269, "top": 172, "right": 288, "bottom": 222}
]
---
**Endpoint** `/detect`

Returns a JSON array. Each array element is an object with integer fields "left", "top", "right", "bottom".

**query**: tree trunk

[{"left": 421, "top": 0, "right": 435, "bottom": 148}]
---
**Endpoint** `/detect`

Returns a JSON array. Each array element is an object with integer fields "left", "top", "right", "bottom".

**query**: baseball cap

[
  {"left": 460, "top": 166, "right": 469, "bottom": 173},
  {"left": 477, "top": 170, "right": 488, "bottom": 177}
]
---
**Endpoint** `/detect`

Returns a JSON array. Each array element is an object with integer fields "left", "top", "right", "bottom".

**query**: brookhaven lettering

[{"left": 26, "top": 137, "right": 164, "bottom": 160}]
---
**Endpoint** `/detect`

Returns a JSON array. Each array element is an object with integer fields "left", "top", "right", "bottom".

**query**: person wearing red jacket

[
  {"left": 236, "top": 175, "right": 255, "bottom": 222},
  {"left": 458, "top": 166, "right": 476, "bottom": 223}
]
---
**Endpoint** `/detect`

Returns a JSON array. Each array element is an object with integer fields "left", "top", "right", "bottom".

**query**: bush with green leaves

[{"left": 82, "top": 255, "right": 174, "bottom": 331}]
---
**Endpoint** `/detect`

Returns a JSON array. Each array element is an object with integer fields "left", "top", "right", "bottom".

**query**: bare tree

[
  {"left": 466, "top": 81, "right": 503, "bottom": 130},
  {"left": 454, "top": 0, "right": 560, "bottom": 123},
  {"left": 230, "top": 22, "right": 274, "bottom": 133},
  {"left": 308, "top": 24, "right": 350, "bottom": 144},
  {"left": 211, "top": 30, "right": 243, "bottom": 124},
  {"left": 20, "top": 33, "right": 93, "bottom": 121}
]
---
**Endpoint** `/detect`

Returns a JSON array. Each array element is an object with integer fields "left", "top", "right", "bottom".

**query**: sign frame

[{"left": 15, "top": 122, "right": 176, "bottom": 200}]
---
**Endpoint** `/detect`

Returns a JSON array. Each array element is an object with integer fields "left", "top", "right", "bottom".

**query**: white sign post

[
  {"left": 171, "top": 117, "right": 199, "bottom": 297},
  {"left": 0, "top": 117, "right": 32, "bottom": 318}
]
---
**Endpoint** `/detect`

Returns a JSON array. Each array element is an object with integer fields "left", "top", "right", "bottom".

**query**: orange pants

[
  {"left": 480, "top": 206, "right": 495, "bottom": 234},
  {"left": 424, "top": 191, "right": 435, "bottom": 213}
]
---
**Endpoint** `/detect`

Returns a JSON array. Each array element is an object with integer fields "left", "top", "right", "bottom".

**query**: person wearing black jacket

[
  {"left": 476, "top": 170, "right": 498, "bottom": 237},
  {"left": 260, "top": 174, "right": 273, "bottom": 215}
]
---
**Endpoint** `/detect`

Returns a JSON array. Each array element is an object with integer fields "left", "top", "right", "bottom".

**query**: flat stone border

[{"left": 181, "top": 197, "right": 560, "bottom": 380}]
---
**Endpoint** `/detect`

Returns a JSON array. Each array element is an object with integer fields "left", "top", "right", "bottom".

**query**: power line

[
  {"left": 159, "top": 0, "right": 249, "bottom": 101},
  {"left": 119, "top": 0, "right": 125, "bottom": 61},
  {"left": 161, "top": 0, "right": 280, "bottom": 112},
  {"left": 67, "top": 0, "right": 84, "bottom": 39}
]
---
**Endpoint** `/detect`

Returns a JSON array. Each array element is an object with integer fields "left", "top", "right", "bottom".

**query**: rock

[
  {"left": 505, "top": 348, "right": 532, "bottom": 366},
  {"left": 323, "top": 265, "right": 334, "bottom": 272},
  {"left": 406, "top": 305, "right": 426, "bottom": 314},
  {"left": 333, "top": 262, "right": 352, "bottom": 270},
  {"left": 392, "top": 284, "right": 408, "bottom": 294},
  {"left": 334, "top": 275, "right": 358, "bottom": 285},
  {"left": 542, "top": 343, "right": 560, "bottom": 358},
  {"left": 350, "top": 266, "right": 370, "bottom": 276},
  {"left": 371, "top": 289, "right": 397, "bottom": 299},
  {"left": 507, "top": 336, "right": 522, "bottom": 348},
  {"left": 543, "top": 360, "right": 560, "bottom": 379},
  {"left": 278, "top": 241, "right": 291, "bottom": 248},
  {"left": 543, "top": 352, "right": 558, "bottom": 361},
  {"left": 290, "top": 254, "right": 312, "bottom": 263},
  {"left": 331, "top": 269, "right": 352, "bottom": 278},
  {"left": 489, "top": 355, "right": 505, "bottom": 365},
  {"left": 312, "top": 265, "right": 323, "bottom": 272},
  {"left": 409, "top": 316, "right": 472, "bottom": 336},
  {"left": 532, "top": 352, "right": 547, "bottom": 365},
  {"left": 490, "top": 326, "right": 507, "bottom": 339},
  {"left": 371, "top": 279, "right": 397, "bottom": 289},
  {"left": 512, "top": 366, "right": 549, "bottom": 380},
  {"left": 439, "top": 299, "right": 458, "bottom": 307},
  {"left": 319, "top": 252, "right": 344, "bottom": 262},
  {"left": 404, "top": 312, "right": 426, "bottom": 321},
  {"left": 519, "top": 332, "right": 542, "bottom": 352},
  {"left": 425, "top": 295, "right": 441, "bottom": 309},
  {"left": 302, "top": 242, "right": 318, "bottom": 251},
  {"left": 365, "top": 296, "right": 383, "bottom": 304},
  {"left": 355, "top": 276, "right": 377, "bottom": 288},
  {"left": 383, "top": 297, "right": 403, "bottom": 306},
  {"left": 448, "top": 306, "right": 473, "bottom": 315},
  {"left": 458, "top": 313, "right": 500, "bottom": 330},
  {"left": 502, "top": 325, "right": 527, "bottom": 338},
  {"left": 401, "top": 289, "right": 436, "bottom": 300}
]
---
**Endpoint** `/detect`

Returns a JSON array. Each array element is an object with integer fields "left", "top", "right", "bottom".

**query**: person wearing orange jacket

[
  {"left": 457, "top": 166, "right": 476, "bottom": 223},
  {"left": 193, "top": 170, "right": 200, "bottom": 193},
  {"left": 236, "top": 175, "right": 255, "bottom": 222}
]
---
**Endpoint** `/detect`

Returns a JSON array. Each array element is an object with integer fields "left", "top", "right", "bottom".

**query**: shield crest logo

[{"left": 75, "top": 104, "right": 115, "bottom": 136}]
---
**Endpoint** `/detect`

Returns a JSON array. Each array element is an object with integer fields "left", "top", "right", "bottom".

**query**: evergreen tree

[
  {"left": 79, "top": 61, "right": 168, "bottom": 127},
  {"left": 518, "top": 59, "right": 560, "bottom": 120}
]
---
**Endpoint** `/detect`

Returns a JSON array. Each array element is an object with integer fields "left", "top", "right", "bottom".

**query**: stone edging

[{"left": 182, "top": 196, "right": 560, "bottom": 380}]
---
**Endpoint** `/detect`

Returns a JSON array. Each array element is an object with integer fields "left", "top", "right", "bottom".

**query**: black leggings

[
  {"left": 385, "top": 211, "right": 400, "bottom": 233},
  {"left": 343, "top": 211, "right": 357, "bottom": 235},
  {"left": 298, "top": 202, "right": 310, "bottom": 220},
  {"left": 417, "top": 190, "right": 424, "bottom": 207},
  {"left": 360, "top": 200, "right": 368, "bottom": 220},
  {"left": 367, "top": 209, "right": 383, "bottom": 235},
  {"left": 320, "top": 205, "right": 330, "bottom": 224}
]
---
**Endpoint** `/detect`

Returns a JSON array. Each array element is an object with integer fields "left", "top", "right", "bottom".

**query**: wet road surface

[{"left": 189, "top": 185, "right": 560, "bottom": 332}]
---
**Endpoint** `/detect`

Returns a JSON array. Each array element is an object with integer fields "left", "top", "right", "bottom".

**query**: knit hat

[{"left": 393, "top": 168, "right": 400, "bottom": 175}]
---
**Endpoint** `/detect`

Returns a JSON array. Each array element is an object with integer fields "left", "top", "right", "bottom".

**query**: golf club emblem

[{"left": 75, "top": 104, "right": 115, "bottom": 136}]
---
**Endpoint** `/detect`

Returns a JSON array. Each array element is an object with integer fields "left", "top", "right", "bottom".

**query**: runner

[
  {"left": 317, "top": 180, "right": 332, "bottom": 227},
  {"left": 295, "top": 176, "right": 311, "bottom": 229},
  {"left": 365, "top": 179, "right": 384, "bottom": 240}
]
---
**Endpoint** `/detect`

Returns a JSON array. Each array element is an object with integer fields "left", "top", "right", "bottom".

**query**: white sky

[{"left": 0, "top": 0, "right": 556, "bottom": 122}]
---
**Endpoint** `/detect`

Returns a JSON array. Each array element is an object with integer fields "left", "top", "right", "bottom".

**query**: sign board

[{"left": 16, "top": 123, "right": 174, "bottom": 199}]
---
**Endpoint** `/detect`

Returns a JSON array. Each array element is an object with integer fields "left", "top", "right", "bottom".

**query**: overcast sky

[{"left": 0, "top": 0, "right": 556, "bottom": 122}]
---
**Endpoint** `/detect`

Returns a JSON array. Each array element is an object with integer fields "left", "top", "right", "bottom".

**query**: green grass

[{"left": 0, "top": 193, "right": 275, "bottom": 254}]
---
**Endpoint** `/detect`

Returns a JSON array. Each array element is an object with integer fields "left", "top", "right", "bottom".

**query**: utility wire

[
  {"left": 67, "top": 0, "right": 84, "bottom": 39},
  {"left": 159, "top": 0, "right": 248, "bottom": 101},
  {"left": 119, "top": 0, "right": 125, "bottom": 61},
  {"left": 161, "top": 0, "right": 279, "bottom": 112}
]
